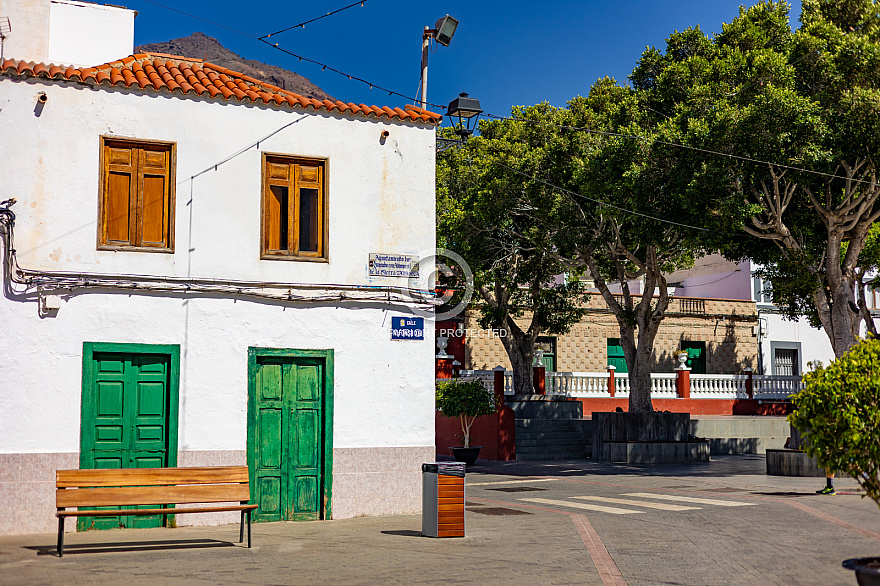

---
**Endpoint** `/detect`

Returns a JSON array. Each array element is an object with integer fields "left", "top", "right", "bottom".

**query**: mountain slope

[{"left": 135, "top": 32, "right": 332, "bottom": 101}]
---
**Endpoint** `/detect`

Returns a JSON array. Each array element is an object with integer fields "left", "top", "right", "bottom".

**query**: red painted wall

[
  {"left": 435, "top": 319, "right": 466, "bottom": 365},
  {"left": 435, "top": 405, "right": 516, "bottom": 461},
  {"left": 574, "top": 398, "right": 793, "bottom": 416}
]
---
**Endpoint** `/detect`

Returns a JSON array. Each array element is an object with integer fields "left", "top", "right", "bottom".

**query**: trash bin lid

[{"left": 421, "top": 462, "right": 465, "bottom": 477}]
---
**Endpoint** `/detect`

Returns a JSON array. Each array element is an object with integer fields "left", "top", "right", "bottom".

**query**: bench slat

[
  {"left": 56, "top": 466, "right": 250, "bottom": 488},
  {"left": 57, "top": 504, "right": 257, "bottom": 517},
  {"left": 56, "top": 483, "right": 250, "bottom": 508}
]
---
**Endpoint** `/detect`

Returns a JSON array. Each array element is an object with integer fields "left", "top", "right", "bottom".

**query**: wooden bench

[{"left": 55, "top": 466, "right": 258, "bottom": 557}]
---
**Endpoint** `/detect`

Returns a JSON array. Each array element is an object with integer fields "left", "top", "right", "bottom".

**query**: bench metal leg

[
  {"left": 57, "top": 517, "right": 64, "bottom": 558},
  {"left": 247, "top": 510, "right": 252, "bottom": 548},
  {"left": 240, "top": 510, "right": 245, "bottom": 543}
]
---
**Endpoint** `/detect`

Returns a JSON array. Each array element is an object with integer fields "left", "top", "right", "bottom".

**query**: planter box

[
  {"left": 593, "top": 412, "right": 690, "bottom": 458},
  {"left": 602, "top": 440, "right": 710, "bottom": 464},
  {"left": 765, "top": 449, "right": 825, "bottom": 477}
]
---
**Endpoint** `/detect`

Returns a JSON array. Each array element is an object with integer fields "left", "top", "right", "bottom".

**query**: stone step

[
  {"left": 515, "top": 430, "right": 583, "bottom": 438},
  {"left": 516, "top": 418, "right": 584, "bottom": 428},
  {"left": 517, "top": 441, "right": 587, "bottom": 450},
  {"left": 516, "top": 446, "right": 587, "bottom": 454},
  {"left": 517, "top": 426, "right": 583, "bottom": 435},
  {"left": 515, "top": 416, "right": 592, "bottom": 460},
  {"left": 507, "top": 399, "right": 583, "bottom": 419},
  {"left": 517, "top": 452, "right": 588, "bottom": 461}
]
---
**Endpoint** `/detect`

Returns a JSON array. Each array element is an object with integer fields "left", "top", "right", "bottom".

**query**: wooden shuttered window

[
  {"left": 100, "top": 139, "right": 175, "bottom": 251},
  {"left": 262, "top": 156, "right": 325, "bottom": 259}
]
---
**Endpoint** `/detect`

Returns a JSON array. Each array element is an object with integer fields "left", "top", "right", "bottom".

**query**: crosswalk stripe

[
  {"left": 520, "top": 498, "right": 644, "bottom": 515},
  {"left": 468, "top": 478, "right": 556, "bottom": 486},
  {"left": 622, "top": 493, "right": 757, "bottom": 506},
  {"left": 573, "top": 496, "right": 700, "bottom": 511}
]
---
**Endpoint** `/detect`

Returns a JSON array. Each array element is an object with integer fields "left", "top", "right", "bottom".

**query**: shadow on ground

[
  {"left": 440, "top": 454, "right": 768, "bottom": 479},
  {"left": 25, "top": 538, "right": 236, "bottom": 557}
]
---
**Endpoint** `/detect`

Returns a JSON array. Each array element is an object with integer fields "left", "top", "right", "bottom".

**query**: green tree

[
  {"left": 440, "top": 85, "right": 729, "bottom": 411},
  {"left": 788, "top": 337, "right": 880, "bottom": 509},
  {"left": 631, "top": 0, "right": 880, "bottom": 358},
  {"left": 437, "top": 126, "right": 589, "bottom": 395},
  {"left": 547, "top": 80, "right": 735, "bottom": 412}
]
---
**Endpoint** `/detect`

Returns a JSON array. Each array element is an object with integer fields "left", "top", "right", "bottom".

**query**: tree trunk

[
  {"left": 812, "top": 230, "right": 861, "bottom": 358},
  {"left": 583, "top": 245, "right": 671, "bottom": 413},
  {"left": 500, "top": 319, "right": 537, "bottom": 395},
  {"left": 628, "top": 317, "right": 662, "bottom": 412}
]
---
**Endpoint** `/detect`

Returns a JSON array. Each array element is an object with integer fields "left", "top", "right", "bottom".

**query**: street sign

[
  {"left": 368, "top": 253, "right": 419, "bottom": 278},
  {"left": 391, "top": 316, "right": 424, "bottom": 340}
]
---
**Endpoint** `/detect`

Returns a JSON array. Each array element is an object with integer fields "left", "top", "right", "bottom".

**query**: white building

[
  {"left": 0, "top": 0, "right": 440, "bottom": 536},
  {"left": 666, "top": 254, "right": 877, "bottom": 375}
]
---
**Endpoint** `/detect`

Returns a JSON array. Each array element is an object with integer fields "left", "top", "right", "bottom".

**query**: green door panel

[
  {"left": 248, "top": 350, "right": 333, "bottom": 523},
  {"left": 607, "top": 339, "right": 628, "bottom": 373},
  {"left": 681, "top": 341, "right": 707, "bottom": 374},
  {"left": 80, "top": 344, "right": 179, "bottom": 531},
  {"left": 253, "top": 361, "right": 285, "bottom": 523}
]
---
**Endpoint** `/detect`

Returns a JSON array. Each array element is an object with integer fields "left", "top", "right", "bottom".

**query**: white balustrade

[
  {"left": 650, "top": 373, "right": 678, "bottom": 398},
  {"left": 753, "top": 375, "right": 804, "bottom": 399},
  {"left": 451, "top": 370, "right": 802, "bottom": 400},
  {"left": 690, "top": 374, "right": 745, "bottom": 399}
]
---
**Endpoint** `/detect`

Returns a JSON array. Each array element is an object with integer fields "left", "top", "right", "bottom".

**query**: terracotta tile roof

[{"left": 0, "top": 53, "right": 442, "bottom": 124}]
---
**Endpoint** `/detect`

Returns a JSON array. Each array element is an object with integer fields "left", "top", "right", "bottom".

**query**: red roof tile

[{"left": 0, "top": 53, "right": 442, "bottom": 125}]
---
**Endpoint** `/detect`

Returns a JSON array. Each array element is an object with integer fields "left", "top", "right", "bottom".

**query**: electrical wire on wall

[{"left": 0, "top": 201, "right": 436, "bottom": 309}]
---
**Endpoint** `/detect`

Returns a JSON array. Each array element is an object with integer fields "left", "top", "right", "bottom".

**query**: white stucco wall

[
  {"left": 0, "top": 0, "right": 51, "bottom": 63},
  {"left": 47, "top": 1, "right": 134, "bottom": 67},
  {"left": 0, "top": 0, "right": 134, "bottom": 66},
  {"left": 0, "top": 77, "right": 437, "bottom": 454},
  {"left": 757, "top": 310, "right": 835, "bottom": 375}
]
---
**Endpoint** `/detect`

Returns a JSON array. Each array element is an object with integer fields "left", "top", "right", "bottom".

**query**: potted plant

[
  {"left": 436, "top": 379, "right": 499, "bottom": 465},
  {"left": 788, "top": 338, "right": 880, "bottom": 586}
]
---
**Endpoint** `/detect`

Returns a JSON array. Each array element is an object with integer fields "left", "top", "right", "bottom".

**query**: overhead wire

[
  {"left": 135, "top": 0, "right": 447, "bottom": 109},
  {"left": 138, "top": 0, "right": 260, "bottom": 40},
  {"left": 489, "top": 157, "right": 711, "bottom": 232},
  {"left": 483, "top": 113, "right": 878, "bottom": 187},
  {"left": 260, "top": 0, "right": 369, "bottom": 39}
]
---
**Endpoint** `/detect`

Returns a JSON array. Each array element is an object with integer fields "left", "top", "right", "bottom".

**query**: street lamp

[
  {"left": 446, "top": 93, "right": 482, "bottom": 140},
  {"left": 420, "top": 15, "right": 459, "bottom": 110}
]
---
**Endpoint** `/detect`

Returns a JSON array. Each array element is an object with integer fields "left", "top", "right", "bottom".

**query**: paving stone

[{"left": 0, "top": 455, "right": 876, "bottom": 585}]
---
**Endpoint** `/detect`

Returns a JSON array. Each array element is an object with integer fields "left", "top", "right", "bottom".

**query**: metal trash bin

[{"left": 421, "top": 461, "right": 465, "bottom": 537}]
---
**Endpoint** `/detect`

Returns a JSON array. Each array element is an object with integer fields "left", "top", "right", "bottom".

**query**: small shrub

[
  {"left": 436, "top": 379, "right": 499, "bottom": 448},
  {"left": 788, "top": 337, "right": 880, "bottom": 509}
]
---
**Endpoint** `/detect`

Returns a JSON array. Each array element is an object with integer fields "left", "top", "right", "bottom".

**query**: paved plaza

[{"left": 1, "top": 455, "right": 879, "bottom": 585}]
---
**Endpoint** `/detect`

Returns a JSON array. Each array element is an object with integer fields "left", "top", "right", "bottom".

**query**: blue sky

[{"left": 128, "top": 0, "right": 803, "bottom": 123}]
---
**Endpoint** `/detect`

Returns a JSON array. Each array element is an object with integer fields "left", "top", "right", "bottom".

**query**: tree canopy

[{"left": 633, "top": 0, "right": 880, "bottom": 357}]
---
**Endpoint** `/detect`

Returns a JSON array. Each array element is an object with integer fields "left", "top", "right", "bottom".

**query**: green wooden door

[
  {"left": 251, "top": 357, "right": 324, "bottom": 522},
  {"left": 80, "top": 349, "right": 175, "bottom": 530},
  {"left": 607, "top": 338, "right": 628, "bottom": 373},
  {"left": 536, "top": 337, "right": 556, "bottom": 372},
  {"left": 682, "top": 341, "right": 706, "bottom": 374}
]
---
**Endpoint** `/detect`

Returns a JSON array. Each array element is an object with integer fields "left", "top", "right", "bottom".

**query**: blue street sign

[{"left": 391, "top": 316, "right": 424, "bottom": 340}]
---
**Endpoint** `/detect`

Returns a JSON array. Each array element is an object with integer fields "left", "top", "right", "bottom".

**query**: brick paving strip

[
  {"left": 784, "top": 500, "right": 880, "bottom": 543},
  {"left": 571, "top": 513, "right": 629, "bottom": 586},
  {"left": 469, "top": 497, "right": 628, "bottom": 585}
]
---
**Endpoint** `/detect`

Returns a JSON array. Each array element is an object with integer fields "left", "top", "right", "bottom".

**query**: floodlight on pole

[{"left": 420, "top": 14, "right": 459, "bottom": 110}]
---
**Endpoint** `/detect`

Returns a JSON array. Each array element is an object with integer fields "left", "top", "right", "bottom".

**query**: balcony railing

[{"left": 455, "top": 370, "right": 803, "bottom": 399}]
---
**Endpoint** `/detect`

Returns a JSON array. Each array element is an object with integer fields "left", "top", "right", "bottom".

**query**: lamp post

[
  {"left": 445, "top": 93, "right": 483, "bottom": 139},
  {"left": 420, "top": 15, "right": 459, "bottom": 110}
]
